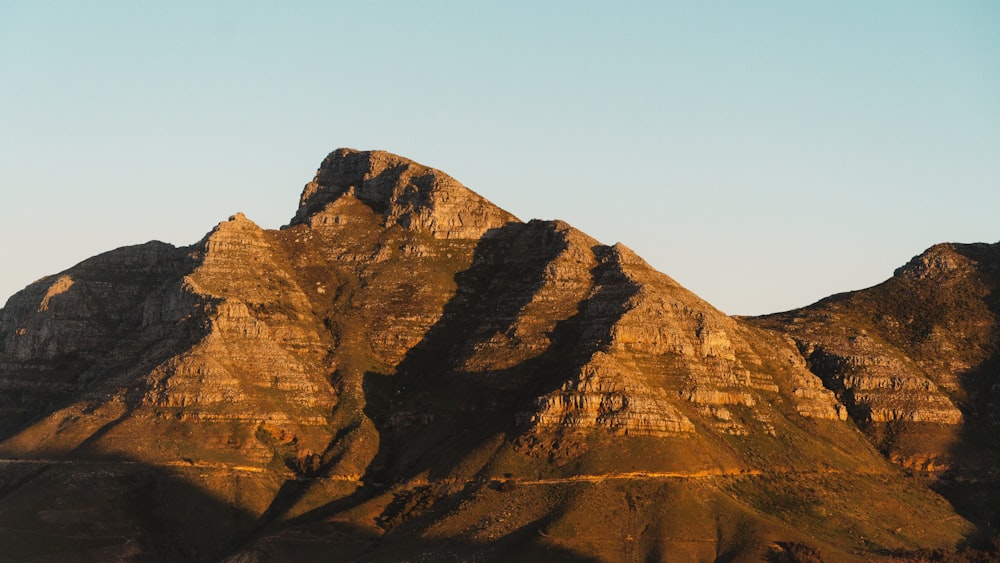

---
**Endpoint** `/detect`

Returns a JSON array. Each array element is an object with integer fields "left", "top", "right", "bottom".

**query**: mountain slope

[
  {"left": 751, "top": 241, "right": 1000, "bottom": 532},
  {"left": 0, "top": 149, "right": 987, "bottom": 561}
]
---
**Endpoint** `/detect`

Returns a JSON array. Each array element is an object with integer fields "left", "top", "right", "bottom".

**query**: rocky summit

[{"left": 0, "top": 149, "right": 997, "bottom": 562}]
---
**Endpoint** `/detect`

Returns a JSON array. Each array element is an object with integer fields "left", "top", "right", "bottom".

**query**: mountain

[
  {"left": 751, "top": 241, "right": 1000, "bottom": 534},
  {"left": 0, "top": 149, "right": 995, "bottom": 562}
]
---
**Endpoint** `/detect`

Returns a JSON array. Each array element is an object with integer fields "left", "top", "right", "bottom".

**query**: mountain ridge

[{"left": 0, "top": 149, "right": 996, "bottom": 561}]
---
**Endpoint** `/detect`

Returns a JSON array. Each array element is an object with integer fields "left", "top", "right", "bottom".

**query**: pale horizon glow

[{"left": 1, "top": 2, "right": 998, "bottom": 315}]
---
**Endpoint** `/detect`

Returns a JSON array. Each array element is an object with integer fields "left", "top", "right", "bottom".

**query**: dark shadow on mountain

[
  {"left": 227, "top": 518, "right": 602, "bottom": 562},
  {"left": 255, "top": 222, "right": 639, "bottom": 553},
  {"left": 0, "top": 455, "right": 257, "bottom": 563},
  {"left": 935, "top": 243, "right": 1000, "bottom": 544},
  {"left": 360, "top": 220, "right": 577, "bottom": 482},
  {"left": 228, "top": 484, "right": 601, "bottom": 562},
  {"left": 251, "top": 221, "right": 577, "bottom": 528},
  {"left": 230, "top": 470, "right": 601, "bottom": 561},
  {"left": 360, "top": 221, "right": 637, "bottom": 483}
]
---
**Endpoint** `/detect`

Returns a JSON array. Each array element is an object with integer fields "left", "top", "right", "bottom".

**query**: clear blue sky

[{"left": 2, "top": 1, "right": 998, "bottom": 315}]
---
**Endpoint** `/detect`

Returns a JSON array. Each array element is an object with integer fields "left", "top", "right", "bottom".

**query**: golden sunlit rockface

[{"left": 0, "top": 149, "right": 997, "bottom": 561}]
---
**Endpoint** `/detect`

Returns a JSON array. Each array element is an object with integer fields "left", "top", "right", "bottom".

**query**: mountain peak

[
  {"left": 893, "top": 241, "right": 1000, "bottom": 281},
  {"left": 893, "top": 243, "right": 972, "bottom": 281},
  {"left": 288, "top": 148, "right": 518, "bottom": 239}
]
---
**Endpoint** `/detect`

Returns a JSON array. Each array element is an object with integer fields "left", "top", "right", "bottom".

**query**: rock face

[
  {"left": 290, "top": 148, "right": 517, "bottom": 239},
  {"left": 751, "top": 242, "right": 1000, "bottom": 477},
  {"left": 522, "top": 241, "right": 846, "bottom": 441},
  {"left": 0, "top": 149, "right": 993, "bottom": 562}
]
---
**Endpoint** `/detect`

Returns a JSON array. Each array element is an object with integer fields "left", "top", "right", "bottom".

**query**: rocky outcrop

[
  {"left": 0, "top": 241, "right": 197, "bottom": 437},
  {"left": 799, "top": 335, "right": 963, "bottom": 424},
  {"left": 290, "top": 148, "right": 518, "bottom": 239},
  {"left": 522, "top": 239, "right": 847, "bottom": 441},
  {"left": 752, "top": 242, "right": 1000, "bottom": 474},
  {"left": 528, "top": 351, "right": 696, "bottom": 436}
]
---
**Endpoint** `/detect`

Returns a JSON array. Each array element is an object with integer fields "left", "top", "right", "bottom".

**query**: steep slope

[
  {"left": 0, "top": 149, "right": 983, "bottom": 561},
  {"left": 751, "top": 242, "right": 1000, "bottom": 531}
]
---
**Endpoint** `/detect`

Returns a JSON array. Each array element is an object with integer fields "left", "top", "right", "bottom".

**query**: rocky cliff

[
  {"left": 750, "top": 242, "right": 1000, "bottom": 532},
  {"left": 0, "top": 149, "right": 994, "bottom": 562},
  {"left": 752, "top": 243, "right": 1000, "bottom": 466}
]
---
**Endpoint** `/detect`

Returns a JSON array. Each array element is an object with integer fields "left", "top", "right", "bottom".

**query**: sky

[{"left": 1, "top": 1, "right": 998, "bottom": 315}]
